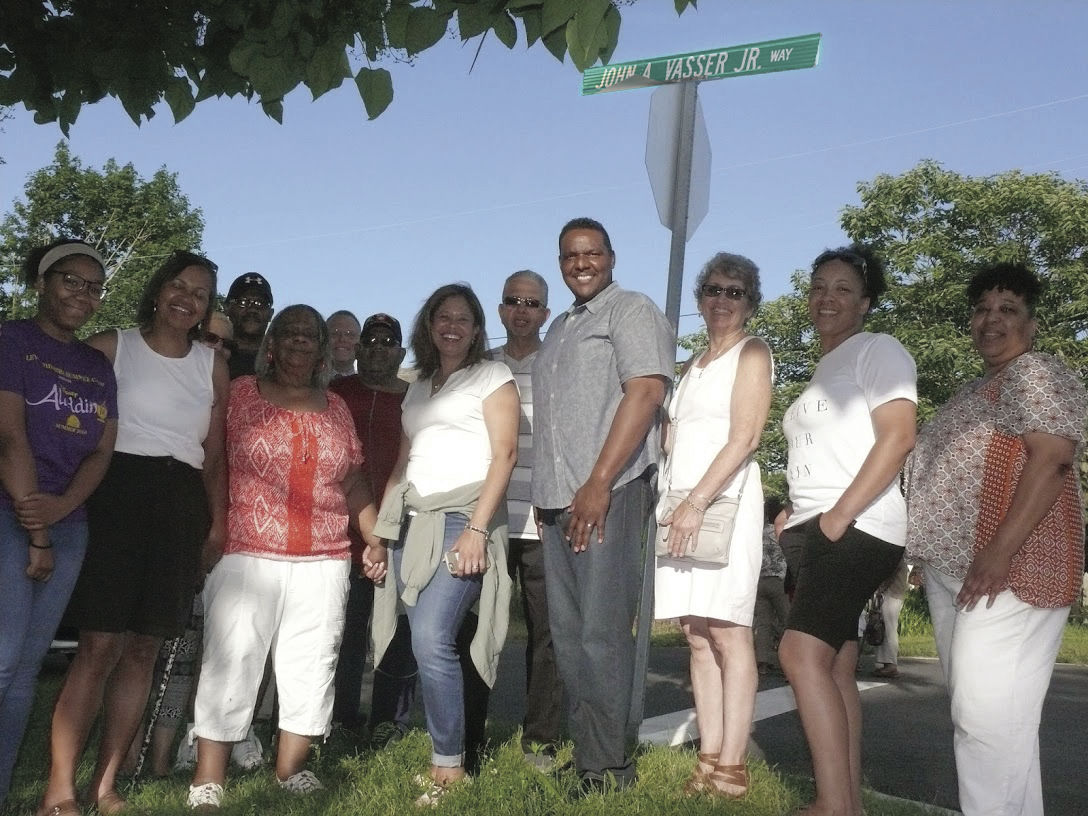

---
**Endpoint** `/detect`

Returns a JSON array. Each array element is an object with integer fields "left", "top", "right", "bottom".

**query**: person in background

[
  {"left": 187, "top": 305, "right": 378, "bottom": 810},
  {"left": 225, "top": 273, "right": 273, "bottom": 379},
  {"left": 777, "top": 243, "right": 917, "bottom": 816},
  {"left": 532, "top": 217, "right": 674, "bottom": 795},
  {"left": 368, "top": 284, "right": 518, "bottom": 806},
  {"left": 754, "top": 497, "right": 789, "bottom": 676},
  {"left": 326, "top": 310, "right": 361, "bottom": 379},
  {"left": 40, "top": 250, "right": 228, "bottom": 816},
  {"left": 870, "top": 557, "right": 910, "bottom": 679},
  {"left": 329, "top": 313, "right": 418, "bottom": 744},
  {"left": 200, "top": 312, "right": 236, "bottom": 362},
  {"left": 906, "top": 262, "right": 1086, "bottom": 816},
  {"left": 0, "top": 240, "right": 117, "bottom": 811},
  {"left": 654, "top": 252, "right": 773, "bottom": 800},
  {"left": 488, "top": 270, "right": 563, "bottom": 770}
]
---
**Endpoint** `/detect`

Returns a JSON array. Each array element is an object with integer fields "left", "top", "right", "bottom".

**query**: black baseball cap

[
  {"left": 226, "top": 273, "right": 273, "bottom": 306},
  {"left": 361, "top": 313, "right": 402, "bottom": 344}
]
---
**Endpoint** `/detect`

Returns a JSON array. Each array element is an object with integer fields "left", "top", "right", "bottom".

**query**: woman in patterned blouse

[
  {"left": 905, "top": 262, "right": 1086, "bottom": 816},
  {"left": 187, "top": 305, "right": 379, "bottom": 811}
]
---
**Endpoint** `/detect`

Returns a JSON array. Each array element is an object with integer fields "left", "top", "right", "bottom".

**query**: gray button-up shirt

[{"left": 531, "top": 282, "right": 674, "bottom": 509}]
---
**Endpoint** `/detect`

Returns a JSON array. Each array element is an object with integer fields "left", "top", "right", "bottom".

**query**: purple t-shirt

[{"left": 0, "top": 319, "right": 118, "bottom": 522}]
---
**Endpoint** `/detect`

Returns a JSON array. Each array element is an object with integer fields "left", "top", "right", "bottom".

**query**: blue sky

[{"left": 2, "top": 1, "right": 1086, "bottom": 349}]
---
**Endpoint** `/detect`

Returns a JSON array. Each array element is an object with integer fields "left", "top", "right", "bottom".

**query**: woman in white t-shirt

[
  {"left": 777, "top": 245, "right": 916, "bottom": 816},
  {"left": 366, "top": 284, "right": 518, "bottom": 806}
]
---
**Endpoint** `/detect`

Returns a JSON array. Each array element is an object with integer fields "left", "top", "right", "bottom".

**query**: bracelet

[
  {"left": 29, "top": 540, "right": 53, "bottom": 550},
  {"left": 465, "top": 524, "right": 488, "bottom": 537},
  {"left": 683, "top": 497, "right": 707, "bottom": 514}
]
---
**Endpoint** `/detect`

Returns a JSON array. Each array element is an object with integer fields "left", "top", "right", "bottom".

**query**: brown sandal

[
  {"left": 92, "top": 791, "right": 127, "bottom": 814},
  {"left": 37, "top": 800, "right": 82, "bottom": 816},
  {"left": 682, "top": 751, "right": 719, "bottom": 795},
  {"left": 706, "top": 763, "right": 749, "bottom": 799}
]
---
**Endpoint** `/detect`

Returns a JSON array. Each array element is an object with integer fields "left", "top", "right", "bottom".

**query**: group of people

[{"left": 0, "top": 218, "right": 1083, "bottom": 816}]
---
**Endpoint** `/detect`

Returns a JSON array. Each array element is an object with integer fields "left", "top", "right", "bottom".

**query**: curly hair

[
  {"left": 694, "top": 252, "right": 763, "bottom": 312},
  {"left": 966, "top": 262, "right": 1041, "bottom": 317}
]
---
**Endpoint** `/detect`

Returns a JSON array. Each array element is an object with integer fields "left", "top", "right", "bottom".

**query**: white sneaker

[
  {"left": 174, "top": 725, "right": 198, "bottom": 771},
  {"left": 230, "top": 725, "right": 264, "bottom": 770},
  {"left": 187, "top": 782, "right": 224, "bottom": 811},
  {"left": 277, "top": 769, "right": 324, "bottom": 795}
]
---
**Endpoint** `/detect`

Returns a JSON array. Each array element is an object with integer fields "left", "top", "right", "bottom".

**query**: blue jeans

[
  {"left": 393, "top": 513, "right": 482, "bottom": 767},
  {"left": 538, "top": 473, "right": 654, "bottom": 786},
  {"left": 0, "top": 509, "right": 87, "bottom": 803}
]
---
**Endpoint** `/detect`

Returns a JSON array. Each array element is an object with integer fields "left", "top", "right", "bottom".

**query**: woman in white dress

[{"left": 655, "top": 253, "right": 773, "bottom": 799}]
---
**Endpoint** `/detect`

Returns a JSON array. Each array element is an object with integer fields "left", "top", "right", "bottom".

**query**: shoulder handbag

[
  {"left": 863, "top": 593, "right": 886, "bottom": 647},
  {"left": 655, "top": 359, "right": 745, "bottom": 566}
]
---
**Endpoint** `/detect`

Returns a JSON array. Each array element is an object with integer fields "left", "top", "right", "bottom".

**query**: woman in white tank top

[
  {"left": 40, "top": 251, "right": 229, "bottom": 816},
  {"left": 654, "top": 253, "right": 773, "bottom": 801}
]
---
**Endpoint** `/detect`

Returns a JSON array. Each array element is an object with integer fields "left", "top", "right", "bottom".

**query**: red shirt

[{"left": 225, "top": 377, "right": 362, "bottom": 560}]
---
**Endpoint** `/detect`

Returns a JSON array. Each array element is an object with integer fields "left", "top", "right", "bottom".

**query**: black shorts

[
  {"left": 780, "top": 515, "right": 904, "bottom": 651},
  {"left": 65, "top": 453, "right": 210, "bottom": 639}
]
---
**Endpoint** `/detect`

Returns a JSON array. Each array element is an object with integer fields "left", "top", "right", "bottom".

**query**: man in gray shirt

[{"left": 532, "top": 217, "right": 674, "bottom": 793}]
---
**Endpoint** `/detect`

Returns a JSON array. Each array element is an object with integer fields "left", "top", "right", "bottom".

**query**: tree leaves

[
  {"left": 355, "top": 66, "right": 392, "bottom": 120},
  {"left": 0, "top": 0, "right": 648, "bottom": 127},
  {"left": 0, "top": 143, "right": 205, "bottom": 332}
]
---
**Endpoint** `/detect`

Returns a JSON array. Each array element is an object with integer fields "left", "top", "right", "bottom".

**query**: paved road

[{"left": 485, "top": 643, "right": 1088, "bottom": 816}]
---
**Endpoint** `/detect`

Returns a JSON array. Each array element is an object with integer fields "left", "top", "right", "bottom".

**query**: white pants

[
  {"left": 875, "top": 558, "right": 911, "bottom": 665},
  {"left": 195, "top": 553, "right": 350, "bottom": 742},
  {"left": 924, "top": 565, "right": 1068, "bottom": 816}
]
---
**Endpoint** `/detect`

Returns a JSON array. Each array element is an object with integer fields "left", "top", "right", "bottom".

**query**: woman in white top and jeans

[
  {"left": 777, "top": 245, "right": 916, "bottom": 816},
  {"left": 367, "top": 284, "right": 518, "bottom": 805},
  {"left": 40, "top": 251, "right": 228, "bottom": 816}
]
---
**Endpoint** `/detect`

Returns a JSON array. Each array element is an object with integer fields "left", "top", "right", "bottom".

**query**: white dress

[{"left": 653, "top": 337, "right": 765, "bottom": 625}]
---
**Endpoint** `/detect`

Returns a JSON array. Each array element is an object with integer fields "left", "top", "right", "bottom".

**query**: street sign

[
  {"left": 582, "top": 33, "right": 821, "bottom": 95},
  {"left": 646, "top": 84, "right": 710, "bottom": 241}
]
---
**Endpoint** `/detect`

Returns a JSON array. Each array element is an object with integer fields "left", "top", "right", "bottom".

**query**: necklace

[{"left": 693, "top": 334, "right": 746, "bottom": 378}]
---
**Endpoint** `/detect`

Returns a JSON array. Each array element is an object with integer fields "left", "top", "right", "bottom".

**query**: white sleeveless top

[{"left": 113, "top": 327, "right": 214, "bottom": 469}]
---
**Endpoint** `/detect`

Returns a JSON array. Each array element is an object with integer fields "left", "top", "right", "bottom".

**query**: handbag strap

[{"left": 666, "top": 356, "right": 749, "bottom": 502}]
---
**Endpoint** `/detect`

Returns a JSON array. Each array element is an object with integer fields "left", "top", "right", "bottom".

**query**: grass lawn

[{"left": 8, "top": 610, "right": 1084, "bottom": 815}]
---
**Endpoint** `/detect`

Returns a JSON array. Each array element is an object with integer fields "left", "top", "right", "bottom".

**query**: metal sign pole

[{"left": 664, "top": 80, "right": 698, "bottom": 336}]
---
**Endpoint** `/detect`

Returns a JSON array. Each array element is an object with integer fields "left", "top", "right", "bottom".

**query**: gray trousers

[{"left": 537, "top": 473, "right": 653, "bottom": 786}]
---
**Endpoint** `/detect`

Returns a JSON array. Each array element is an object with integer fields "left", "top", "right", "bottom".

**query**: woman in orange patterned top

[
  {"left": 905, "top": 262, "right": 1086, "bottom": 816},
  {"left": 187, "top": 305, "right": 379, "bottom": 811}
]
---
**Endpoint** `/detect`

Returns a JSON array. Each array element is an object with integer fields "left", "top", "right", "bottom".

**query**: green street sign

[{"left": 582, "top": 33, "right": 821, "bottom": 95}]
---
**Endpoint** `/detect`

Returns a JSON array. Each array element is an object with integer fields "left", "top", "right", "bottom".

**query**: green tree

[
  {"left": 680, "top": 160, "right": 1088, "bottom": 492},
  {"left": 0, "top": 142, "right": 205, "bottom": 334},
  {"left": 0, "top": 0, "right": 697, "bottom": 133}
]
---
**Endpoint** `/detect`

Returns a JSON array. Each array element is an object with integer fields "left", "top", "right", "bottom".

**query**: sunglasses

[
  {"left": 700, "top": 284, "right": 747, "bottom": 301},
  {"left": 360, "top": 334, "right": 399, "bottom": 348},
  {"left": 232, "top": 296, "right": 270, "bottom": 310},
  {"left": 169, "top": 249, "right": 218, "bottom": 275},
  {"left": 501, "top": 295, "right": 545, "bottom": 309},
  {"left": 48, "top": 270, "right": 107, "bottom": 300},
  {"left": 200, "top": 330, "right": 238, "bottom": 353}
]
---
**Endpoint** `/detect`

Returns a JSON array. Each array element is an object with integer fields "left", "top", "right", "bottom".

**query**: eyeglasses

[
  {"left": 360, "top": 335, "right": 399, "bottom": 348},
  {"left": 47, "top": 270, "right": 107, "bottom": 299},
  {"left": 169, "top": 249, "right": 218, "bottom": 275},
  {"left": 232, "top": 297, "right": 270, "bottom": 310},
  {"left": 200, "top": 331, "right": 238, "bottom": 353},
  {"left": 330, "top": 328, "right": 360, "bottom": 340},
  {"left": 501, "top": 296, "right": 545, "bottom": 309},
  {"left": 700, "top": 284, "right": 747, "bottom": 301}
]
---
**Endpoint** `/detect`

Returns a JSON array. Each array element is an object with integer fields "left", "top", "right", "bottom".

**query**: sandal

[
  {"left": 92, "top": 791, "right": 127, "bottom": 814},
  {"left": 682, "top": 751, "right": 719, "bottom": 795},
  {"left": 706, "top": 763, "right": 749, "bottom": 799},
  {"left": 37, "top": 800, "right": 82, "bottom": 816}
]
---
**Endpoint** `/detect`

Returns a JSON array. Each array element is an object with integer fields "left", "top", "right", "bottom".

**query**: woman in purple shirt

[{"left": 0, "top": 240, "right": 118, "bottom": 810}]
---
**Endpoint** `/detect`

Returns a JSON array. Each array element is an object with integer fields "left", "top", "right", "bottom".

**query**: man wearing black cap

[
  {"left": 329, "top": 313, "right": 417, "bottom": 743},
  {"left": 225, "top": 273, "right": 274, "bottom": 379}
]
